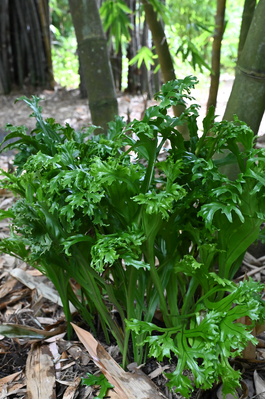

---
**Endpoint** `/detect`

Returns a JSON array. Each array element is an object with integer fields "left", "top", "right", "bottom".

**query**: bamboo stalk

[
  {"left": 36, "top": 0, "right": 55, "bottom": 88},
  {"left": 12, "top": 4, "right": 24, "bottom": 87},
  {"left": 15, "top": 0, "right": 35, "bottom": 86},
  {"left": 206, "top": 0, "right": 227, "bottom": 112},
  {"left": 0, "top": 0, "right": 11, "bottom": 93},
  {"left": 28, "top": 0, "right": 46, "bottom": 86}
]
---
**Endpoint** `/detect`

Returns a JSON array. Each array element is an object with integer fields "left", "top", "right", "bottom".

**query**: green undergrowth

[{"left": 0, "top": 77, "right": 264, "bottom": 397}]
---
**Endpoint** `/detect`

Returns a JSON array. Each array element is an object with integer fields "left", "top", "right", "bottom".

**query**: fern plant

[{"left": 0, "top": 77, "right": 264, "bottom": 397}]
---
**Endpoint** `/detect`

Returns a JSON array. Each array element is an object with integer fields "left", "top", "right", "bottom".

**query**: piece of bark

[
  {"left": 26, "top": 343, "right": 56, "bottom": 399},
  {"left": 71, "top": 323, "right": 166, "bottom": 399}
]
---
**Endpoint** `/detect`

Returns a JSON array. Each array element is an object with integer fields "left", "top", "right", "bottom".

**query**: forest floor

[
  {"left": 0, "top": 75, "right": 265, "bottom": 399},
  {"left": 0, "top": 73, "right": 248, "bottom": 136},
  {"left": 0, "top": 73, "right": 264, "bottom": 140}
]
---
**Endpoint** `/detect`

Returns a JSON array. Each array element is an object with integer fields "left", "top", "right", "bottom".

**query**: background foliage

[
  {"left": 50, "top": 0, "right": 79, "bottom": 88},
  {"left": 50, "top": 0, "right": 245, "bottom": 89}
]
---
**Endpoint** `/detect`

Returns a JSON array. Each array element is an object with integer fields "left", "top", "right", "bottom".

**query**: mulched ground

[
  {"left": 0, "top": 251, "right": 264, "bottom": 398},
  {"left": 0, "top": 84, "right": 265, "bottom": 399}
]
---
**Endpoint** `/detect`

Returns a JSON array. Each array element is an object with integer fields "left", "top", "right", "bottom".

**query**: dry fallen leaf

[
  {"left": 253, "top": 370, "right": 265, "bottom": 396},
  {"left": 0, "top": 287, "right": 32, "bottom": 311},
  {"left": 26, "top": 342, "right": 56, "bottom": 399},
  {"left": 0, "top": 371, "right": 22, "bottom": 390},
  {"left": 147, "top": 363, "right": 169, "bottom": 380},
  {"left": 0, "top": 275, "right": 20, "bottom": 299},
  {"left": 236, "top": 315, "right": 265, "bottom": 360},
  {"left": 0, "top": 322, "right": 65, "bottom": 339},
  {"left": 62, "top": 377, "right": 81, "bottom": 399},
  {"left": 10, "top": 268, "right": 76, "bottom": 312},
  {"left": 71, "top": 323, "right": 166, "bottom": 399}
]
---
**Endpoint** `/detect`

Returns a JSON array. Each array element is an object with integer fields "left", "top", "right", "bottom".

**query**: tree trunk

[
  {"left": 78, "top": 53, "right": 87, "bottom": 99},
  {"left": 110, "top": 46, "right": 123, "bottom": 92},
  {"left": 142, "top": 0, "right": 174, "bottom": 83},
  {"left": 0, "top": 0, "right": 11, "bottom": 93},
  {"left": 215, "top": 0, "right": 264, "bottom": 180},
  {"left": 223, "top": 0, "right": 265, "bottom": 134},
  {"left": 237, "top": 0, "right": 257, "bottom": 61},
  {"left": 68, "top": 0, "right": 118, "bottom": 132},
  {"left": 206, "top": 0, "right": 227, "bottom": 112},
  {"left": 142, "top": 0, "right": 188, "bottom": 137}
]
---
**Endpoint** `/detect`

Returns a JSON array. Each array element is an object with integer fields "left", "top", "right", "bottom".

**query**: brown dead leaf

[
  {"left": 0, "top": 276, "right": 19, "bottom": 298},
  {"left": 27, "top": 269, "right": 44, "bottom": 276},
  {"left": 66, "top": 344, "right": 83, "bottom": 360},
  {"left": 0, "top": 371, "right": 26, "bottom": 399},
  {"left": 2, "top": 254, "right": 17, "bottom": 269},
  {"left": 11, "top": 268, "right": 76, "bottom": 312},
  {"left": 236, "top": 316, "right": 264, "bottom": 360},
  {"left": 61, "top": 377, "right": 81, "bottom": 399},
  {"left": 147, "top": 364, "right": 169, "bottom": 380},
  {"left": 61, "top": 361, "right": 76, "bottom": 371},
  {"left": 254, "top": 370, "right": 265, "bottom": 396},
  {"left": 71, "top": 323, "right": 166, "bottom": 399},
  {"left": 243, "top": 252, "right": 263, "bottom": 267},
  {"left": 0, "top": 196, "right": 14, "bottom": 209},
  {"left": 0, "top": 287, "right": 32, "bottom": 310},
  {"left": 26, "top": 342, "right": 56, "bottom": 399},
  {"left": 0, "top": 371, "right": 22, "bottom": 387},
  {"left": 252, "top": 392, "right": 266, "bottom": 399},
  {"left": 235, "top": 266, "right": 265, "bottom": 282},
  {"left": 6, "top": 382, "right": 26, "bottom": 397},
  {"left": 36, "top": 317, "right": 58, "bottom": 325}
]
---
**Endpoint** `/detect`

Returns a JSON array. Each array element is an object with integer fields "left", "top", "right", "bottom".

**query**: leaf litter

[{"left": 0, "top": 86, "right": 265, "bottom": 399}]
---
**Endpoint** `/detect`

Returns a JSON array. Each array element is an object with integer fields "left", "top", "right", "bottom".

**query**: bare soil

[
  {"left": 0, "top": 74, "right": 264, "bottom": 145},
  {"left": 0, "top": 75, "right": 236, "bottom": 138}
]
